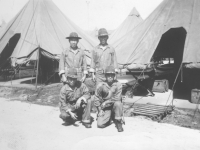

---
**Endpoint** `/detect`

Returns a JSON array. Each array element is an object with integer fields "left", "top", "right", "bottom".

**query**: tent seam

[{"left": 17, "top": 0, "right": 40, "bottom": 58}]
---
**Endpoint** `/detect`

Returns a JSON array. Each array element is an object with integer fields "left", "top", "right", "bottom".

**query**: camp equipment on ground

[
  {"left": 191, "top": 89, "right": 200, "bottom": 104},
  {"left": 152, "top": 79, "right": 169, "bottom": 93}
]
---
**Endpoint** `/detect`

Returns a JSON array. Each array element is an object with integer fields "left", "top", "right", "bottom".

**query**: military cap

[
  {"left": 66, "top": 32, "right": 82, "bottom": 39},
  {"left": 98, "top": 28, "right": 109, "bottom": 37},
  {"left": 67, "top": 68, "right": 78, "bottom": 78},
  {"left": 105, "top": 66, "right": 115, "bottom": 74}
]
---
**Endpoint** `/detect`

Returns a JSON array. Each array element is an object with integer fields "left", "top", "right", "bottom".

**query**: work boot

[
  {"left": 82, "top": 123, "right": 92, "bottom": 128},
  {"left": 62, "top": 120, "right": 75, "bottom": 126},
  {"left": 115, "top": 120, "right": 124, "bottom": 132},
  {"left": 62, "top": 118, "right": 77, "bottom": 126}
]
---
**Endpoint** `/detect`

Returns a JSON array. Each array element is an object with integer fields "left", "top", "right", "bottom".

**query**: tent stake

[{"left": 35, "top": 48, "right": 40, "bottom": 90}]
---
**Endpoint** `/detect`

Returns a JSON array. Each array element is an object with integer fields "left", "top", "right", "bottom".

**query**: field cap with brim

[
  {"left": 67, "top": 68, "right": 78, "bottom": 78},
  {"left": 66, "top": 32, "right": 82, "bottom": 39},
  {"left": 105, "top": 66, "right": 115, "bottom": 74},
  {"left": 98, "top": 28, "right": 109, "bottom": 37}
]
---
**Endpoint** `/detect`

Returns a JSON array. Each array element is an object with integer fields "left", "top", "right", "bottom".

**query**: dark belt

[{"left": 65, "top": 67, "right": 82, "bottom": 74}]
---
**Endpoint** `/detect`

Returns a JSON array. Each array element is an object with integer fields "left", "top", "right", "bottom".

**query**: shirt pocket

[{"left": 109, "top": 52, "right": 114, "bottom": 64}]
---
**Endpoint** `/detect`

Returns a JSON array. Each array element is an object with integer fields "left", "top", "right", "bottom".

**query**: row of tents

[
  {"left": 0, "top": 0, "right": 200, "bottom": 89},
  {"left": 0, "top": 0, "right": 142, "bottom": 68},
  {"left": 0, "top": 0, "right": 97, "bottom": 66}
]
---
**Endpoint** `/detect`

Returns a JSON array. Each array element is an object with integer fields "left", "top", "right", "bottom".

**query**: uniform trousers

[
  {"left": 59, "top": 99, "right": 92, "bottom": 124},
  {"left": 97, "top": 101, "right": 123, "bottom": 128}
]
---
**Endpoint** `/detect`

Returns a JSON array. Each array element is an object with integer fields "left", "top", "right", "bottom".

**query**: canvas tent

[
  {"left": 86, "top": 28, "right": 114, "bottom": 40},
  {"left": 0, "top": 0, "right": 97, "bottom": 67},
  {"left": 113, "top": 0, "right": 200, "bottom": 96},
  {"left": 115, "top": 0, "right": 200, "bottom": 67},
  {"left": 0, "top": 19, "right": 6, "bottom": 29},
  {"left": 86, "top": 27, "right": 99, "bottom": 38},
  {"left": 109, "top": 7, "right": 142, "bottom": 45}
]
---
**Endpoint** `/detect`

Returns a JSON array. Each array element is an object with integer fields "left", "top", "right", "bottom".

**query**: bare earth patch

[
  {"left": 0, "top": 98, "right": 200, "bottom": 150},
  {"left": 0, "top": 85, "right": 200, "bottom": 130}
]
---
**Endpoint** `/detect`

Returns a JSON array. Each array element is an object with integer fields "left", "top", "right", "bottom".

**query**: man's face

[
  {"left": 105, "top": 73, "right": 115, "bottom": 83},
  {"left": 69, "top": 38, "right": 78, "bottom": 49},
  {"left": 98, "top": 36, "right": 108, "bottom": 46},
  {"left": 67, "top": 77, "right": 77, "bottom": 87}
]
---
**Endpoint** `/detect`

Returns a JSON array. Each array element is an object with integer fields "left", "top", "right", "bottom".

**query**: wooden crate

[{"left": 191, "top": 89, "right": 200, "bottom": 104}]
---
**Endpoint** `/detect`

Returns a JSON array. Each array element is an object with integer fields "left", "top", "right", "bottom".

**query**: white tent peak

[
  {"left": 128, "top": 7, "right": 141, "bottom": 18},
  {"left": 109, "top": 6, "right": 143, "bottom": 45}
]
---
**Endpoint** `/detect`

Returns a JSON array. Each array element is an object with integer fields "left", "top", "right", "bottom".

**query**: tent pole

[
  {"left": 181, "top": 63, "right": 183, "bottom": 82},
  {"left": 10, "top": 71, "right": 13, "bottom": 86},
  {"left": 35, "top": 47, "right": 40, "bottom": 89}
]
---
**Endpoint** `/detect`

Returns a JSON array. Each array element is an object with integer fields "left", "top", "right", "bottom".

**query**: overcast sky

[{"left": 0, "top": 0, "right": 163, "bottom": 30}]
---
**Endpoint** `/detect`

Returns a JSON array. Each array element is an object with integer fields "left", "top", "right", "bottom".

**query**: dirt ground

[
  {"left": 0, "top": 97, "right": 200, "bottom": 150},
  {"left": 0, "top": 85, "right": 200, "bottom": 131},
  {"left": 0, "top": 84, "right": 62, "bottom": 107}
]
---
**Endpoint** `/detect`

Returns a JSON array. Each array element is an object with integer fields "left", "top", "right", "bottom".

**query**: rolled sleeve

[
  {"left": 115, "top": 69, "right": 119, "bottom": 73},
  {"left": 59, "top": 70, "right": 65, "bottom": 76},
  {"left": 83, "top": 70, "right": 88, "bottom": 74}
]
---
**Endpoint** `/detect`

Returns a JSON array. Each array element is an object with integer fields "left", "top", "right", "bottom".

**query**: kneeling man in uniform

[
  {"left": 59, "top": 68, "right": 92, "bottom": 128},
  {"left": 94, "top": 66, "right": 124, "bottom": 132}
]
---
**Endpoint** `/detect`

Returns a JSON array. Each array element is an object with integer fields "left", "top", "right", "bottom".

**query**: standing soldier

[
  {"left": 94, "top": 66, "right": 124, "bottom": 132},
  {"left": 89, "top": 28, "right": 119, "bottom": 84},
  {"left": 59, "top": 68, "right": 92, "bottom": 128},
  {"left": 59, "top": 32, "right": 88, "bottom": 83}
]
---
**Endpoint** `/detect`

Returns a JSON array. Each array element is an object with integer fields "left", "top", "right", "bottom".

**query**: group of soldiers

[{"left": 58, "top": 28, "right": 124, "bottom": 132}]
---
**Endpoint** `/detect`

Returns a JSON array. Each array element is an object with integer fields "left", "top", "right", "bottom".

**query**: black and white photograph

[{"left": 0, "top": 0, "right": 200, "bottom": 149}]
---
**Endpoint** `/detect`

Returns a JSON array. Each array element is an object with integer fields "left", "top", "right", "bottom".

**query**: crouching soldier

[
  {"left": 59, "top": 68, "right": 92, "bottom": 128},
  {"left": 94, "top": 66, "right": 124, "bottom": 132}
]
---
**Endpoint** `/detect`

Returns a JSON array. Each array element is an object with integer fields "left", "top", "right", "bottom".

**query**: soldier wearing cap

[
  {"left": 94, "top": 66, "right": 124, "bottom": 132},
  {"left": 59, "top": 68, "right": 92, "bottom": 128},
  {"left": 59, "top": 32, "right": 88, "bottom": 83},
  {"left": 89, "top": 28, "right": 119, "bottom": 84}
]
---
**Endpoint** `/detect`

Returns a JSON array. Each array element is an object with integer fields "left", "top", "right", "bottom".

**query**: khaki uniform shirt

[
  {"left": 94, "top": 81, "right": 122, "bottom": 107},
  {"left": 59, "top": 47, "right": 88, "bottom": 76},
  {"left": 59, "top": 81, "right": 91, "bottom": 112},
  {"left": 90, "top": 44, "right": 119, "bottom": 72}
]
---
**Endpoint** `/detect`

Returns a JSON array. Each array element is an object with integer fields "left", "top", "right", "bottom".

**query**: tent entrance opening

[
  {"left": 0, "top": 33, "right": 21, "bottom": 65},
  {"left": 153, "top": 27, "right": 188, "bottom": 99}
]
